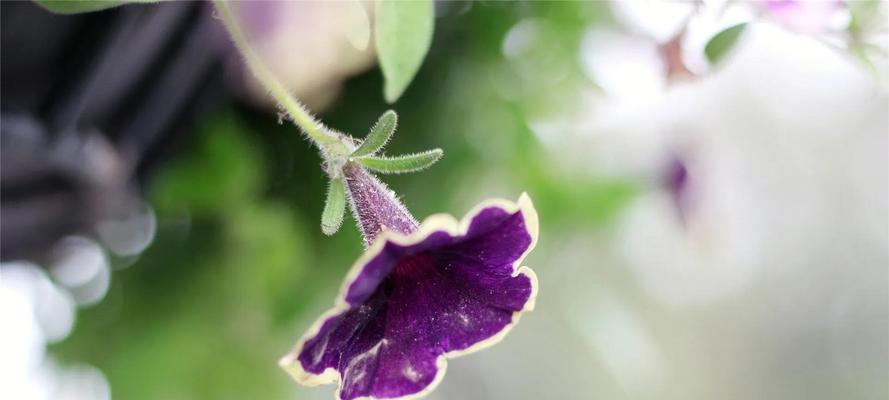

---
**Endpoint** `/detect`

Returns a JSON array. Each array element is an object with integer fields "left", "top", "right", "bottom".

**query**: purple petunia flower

[{"left": 279, "top": 163, "right": 539, "bottom": 400}]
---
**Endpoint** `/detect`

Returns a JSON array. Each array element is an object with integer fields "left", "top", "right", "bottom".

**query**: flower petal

[{"left": 281, "top": 194, "right": 539, "bottom": 400}]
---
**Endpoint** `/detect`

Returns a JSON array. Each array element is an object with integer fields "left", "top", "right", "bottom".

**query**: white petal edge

[{"left": 279, "top": 193, "right": 540, "bottom": 400}]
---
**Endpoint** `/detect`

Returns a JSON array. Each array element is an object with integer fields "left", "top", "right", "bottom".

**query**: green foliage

[
  {"left": 35, "top": 0, "right": 125, "bottom": 14},
  {"left": 34, "top": 0, "right": 158, "bottom": 14},
  {"left": 705, "top": 23, "right": 748, "bottom": 66},
  {"left": 52, "top": 110, "right": 323, "bottom": 400},
  {"left": 375, "top": 0, "right": 435, "bottom": 103},
  {"left": 352, "top": 110, "right": 397, "bottom": 157},
  {"left": 151, "top": 114, "right": 262, "bottom": 214},
  {"left": 321, "top": 178, "right": 346, "bottom": 235},
  {"left": 356, "top": 149, "right": 443, "bottom": 174}
]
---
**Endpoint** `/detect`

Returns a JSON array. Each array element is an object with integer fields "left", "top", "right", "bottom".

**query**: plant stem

[{"left": 212, "top": 0, "right": 344, "bottom": 152}]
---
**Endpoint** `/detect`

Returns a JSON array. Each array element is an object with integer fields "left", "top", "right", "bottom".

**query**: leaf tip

[
  {"left": 383, "top": 83, "right": 404, "bottom": 104},
  {"left": 704, "top": 22, "right": 749, "bottom": 66},
  {"left": 321, "top": 221, "right": 342, "bottom": 236},
  {"left": 321, "top": 178, "right": 346, "bottom": 235}
]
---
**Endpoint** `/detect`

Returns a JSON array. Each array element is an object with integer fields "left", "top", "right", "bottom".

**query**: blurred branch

[{"left": 1, "top": 1, "right": 225, "bottom": 262}]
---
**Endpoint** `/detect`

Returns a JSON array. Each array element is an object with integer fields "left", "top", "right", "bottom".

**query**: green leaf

[
  {"left": 355, "top": 149, "right": 443, "bottom": 174},
  {"left": 351, "top": 110, "right": 397, "bottom": 157},
  {"left": 151, "top": 111, "right": 263, "bottom": 215},
  {"left": 34, "top": 0, "right": 158, "bottom": 14},
  {"left": 704, "top": 23, "right": 748, "bottom": 66},
  {"left": 375, "top": 0, "right": 434, "bottom": 103},
  {"left": 321, "top": 178, "right": 346, "bottom": 235},
  {"left": 35, "top": 0, "right": 124, "bottom": 13}
]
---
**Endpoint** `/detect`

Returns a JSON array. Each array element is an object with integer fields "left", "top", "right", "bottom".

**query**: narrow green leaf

[
  {"left": 704, "top": 23, "right": 748, "bottom": 66},
  {"left": 35, "top": 0, "right": 159, "bottom": 14},
  {"left": 352, "top": 110, "right": 397, "bottom": 157},
  {"left": 355, "top": 149, "right": 443, "bottom": 174},
  {"left": 375, "top": 0, "right": 434, "bottom": 103},
  {"left": 35, "top": 0, "right": 126, "bottom": 13},
  {"left": 321, "top": 178, "right": 346, "bottom": 235}
]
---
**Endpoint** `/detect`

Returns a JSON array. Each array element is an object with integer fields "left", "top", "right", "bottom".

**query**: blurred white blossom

[
  {"left": 231, "top": 1, "right": 376, "bottom": 110},
  {"left": 1, "top": 262, "right": 110, "bottom": 400}
]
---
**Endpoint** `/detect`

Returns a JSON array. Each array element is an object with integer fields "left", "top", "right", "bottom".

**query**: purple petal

[
  {"left": 281, "top": 194, "right": 539, "bottom": 400},
  {"left": 765, "top": 0, "right": 844, "bottom": 34}
]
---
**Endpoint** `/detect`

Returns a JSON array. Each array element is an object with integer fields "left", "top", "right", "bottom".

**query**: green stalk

[{"left": 212, "top": 0, "right": 345, "bottom": 154}]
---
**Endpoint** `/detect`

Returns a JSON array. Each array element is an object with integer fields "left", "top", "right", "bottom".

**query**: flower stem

[
  {"left": 212, "top": 0, "right": 345, "bottom": 153},
  {"left": 213, "top": 1, "right": 422, "bottom": 244}
]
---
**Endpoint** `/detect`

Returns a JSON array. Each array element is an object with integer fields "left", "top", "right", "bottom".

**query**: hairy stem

[
  {"left": 213, "top": 1, "right": 420, "bottom": 243},
  {"left": 212, "top": 0, "right": 345, "bottom": 153}
]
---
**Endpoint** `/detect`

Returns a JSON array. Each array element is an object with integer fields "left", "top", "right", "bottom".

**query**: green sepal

[
  {"left": 355, "top": 149, "right": 443, "bottom": 174},
  {"left": 321, "top": 178, "right": 346, "bottom": 235},
  {"left": 352, "top": 110, "right": 397, "bottom": 157}
]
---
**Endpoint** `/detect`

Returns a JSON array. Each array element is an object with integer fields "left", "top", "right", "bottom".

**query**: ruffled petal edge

[{"left": 279, "top": 193, "right": 540, "bottom": 400}]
